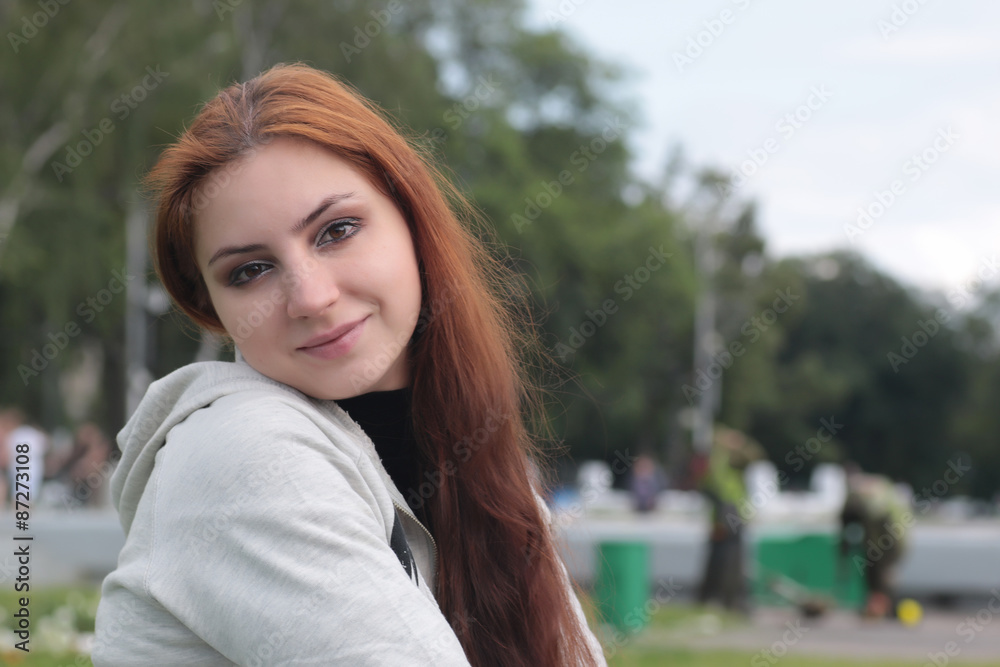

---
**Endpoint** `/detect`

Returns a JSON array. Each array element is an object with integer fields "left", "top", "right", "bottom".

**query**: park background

[{"left": 2, "top": 0, "right": 1000, "bottom": 664}]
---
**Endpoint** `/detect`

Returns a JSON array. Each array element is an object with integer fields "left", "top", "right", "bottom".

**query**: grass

[
  {"left": 0, "top": 586, "right": 99, "bottom": 665},
  {"left": 597, "top": 598, "right": 991, "bottom": 667},
  {"left": 0, "top": 653, "right": 88, "bottom": 666}
]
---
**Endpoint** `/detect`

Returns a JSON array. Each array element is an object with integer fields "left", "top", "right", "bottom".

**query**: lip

[{"left": 297, "top": 316, "right": 368, "bottom": 360}]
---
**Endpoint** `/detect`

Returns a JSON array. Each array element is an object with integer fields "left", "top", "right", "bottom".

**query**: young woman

[{"left": 93, "top": 63, "right": 606, "bottom": 666}]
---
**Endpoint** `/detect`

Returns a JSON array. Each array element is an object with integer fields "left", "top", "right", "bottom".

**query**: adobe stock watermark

[
  {"left": 0, "top": 554, "right": 21, "bottom": 586},
  {"left": 785, "top": 417, "right": 843, "bottom": 473},
  {"left": 403, "top": 408, "right": 513, "bottom": 512},
  {"left": 544, "top": 0, "right": 588, "bottom": 26},
  {"left": 7, "top": 0, "right": 71, "bottom": 54},
  {"left": 184, "top": 139, "right": 274, "bottom": 217},
  {"left": 213, "top": 0, "right": 243, "bottom": 19},
  {"left": 244, "top": 630, "right": 288, "bottom": 667},
  {"left": 750, "top": 620, "right": 811, "bottom": 666},
  {"left": 843, "top": 126, "right": 958, "bottom": 243},
  {"left": 427, "top": 74, "right": 500, "bottom": 146},
  {"left": 923, "top": 588, "right": 1000, "bottom": 667},
  {"left": 602, "top": 578, "right": 683, "bottom": 657},
  {"left": 347, "top": 283, "right": 459, "bottom": 392},
  {"left": 946, "top": 255, "right": 999, "bottom": 309},
  {"left": 512, "top": 116, "right": 626, "bottom": 233},
  {"left": 718, "top": 85, "right": 833, "bottom": 199},
  {"left": 91, "top": 596, "right": 144, "bottom": 660},
  {"left": 339, "top": 1, "right": 403, "bottom": 63},
  {"left": 554, "top": 245, "right": 671, "bottom": 361},
  {"left": 189, "top": 457, "right": 285, "bottom": 555},
  {"left": 912, "top": 457, "right": 972, "bottom": 514},
  {"left": 723, "top": 417, "right": 844, "bottom": 531},
  {"left": 18, "top": 269, "right": 134, "bottom": 386},
  {"left": 552, "top": 449, "right": 641, "bottom": 529},
  {"left": 886, "top": 309, "right": 949, "bottom": 373},
  {"left": 682, "top": 288, "right": 800, "bottom": 404},
  {"left": 672, "top": 0, "right": 756, "bottom": 73},
  {"left": 425, "top": 609, "right": 477, "bottom": 656},
  {"left": 227, "top": 256, "right": 324, "bottom": 346},
  {"left": 50, "top": 65, "right": 170, "bottom": 182},
  {"left": 59, "top": 458, "right": 117, "bottom": 511},
  {"left": 878, "top": 0, "right": 932, "bottom": 39}
]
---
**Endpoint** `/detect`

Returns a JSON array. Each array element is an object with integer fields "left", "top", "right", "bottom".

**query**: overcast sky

[{"left": 525, "top": 0, "right": 1000, "bottom": 298}]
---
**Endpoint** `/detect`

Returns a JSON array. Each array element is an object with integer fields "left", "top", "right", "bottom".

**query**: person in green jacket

[
  {"left": 839, "top": 463, "right": 910, "bottom": 619},
  {"left": 696, "top": 426, "right": 763, "bottom": 612}
]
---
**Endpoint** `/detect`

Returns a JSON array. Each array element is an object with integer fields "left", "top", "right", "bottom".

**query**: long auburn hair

[{"left": 146, "top": 63, "right": 600, "bottom": 666}]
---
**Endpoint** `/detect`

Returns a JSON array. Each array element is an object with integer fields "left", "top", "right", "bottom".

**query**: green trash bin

[
  {"left": 753, "top": 532, "right": 866, "bottom": 609},
  {"left": 595, "top": 541, "right": 650, "bottom": 632}
]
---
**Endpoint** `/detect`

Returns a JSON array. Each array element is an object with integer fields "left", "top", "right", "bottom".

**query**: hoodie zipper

[
  {"left": 391, "top": 498, "right": 438, "bottom": 570},
  {"left": 325, "top": 401, "right": 439, "bottom": 578}
]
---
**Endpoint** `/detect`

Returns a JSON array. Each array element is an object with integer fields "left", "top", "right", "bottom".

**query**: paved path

[{"left": 634, "top": 607, "right": 1000, "bottom": 664}]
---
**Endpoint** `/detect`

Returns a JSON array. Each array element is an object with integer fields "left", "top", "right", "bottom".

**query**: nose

[{"left": 284, "top": 261, "right": 340, "bottom": 319}]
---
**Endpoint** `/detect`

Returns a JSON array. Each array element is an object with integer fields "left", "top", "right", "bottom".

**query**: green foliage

[
  {"left": 2, "top": 0, "right": 1000, "bottom": 498},
  {"left": 721, "top": 251, "right": 972, "bottom": 493},
  {"left": 0, "top": 585, "right": 99, "bottom": 661},
  {"left": 0, "top": 585, "right": 100, "bottom": 632}
]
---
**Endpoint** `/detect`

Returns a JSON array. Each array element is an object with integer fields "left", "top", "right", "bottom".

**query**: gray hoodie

[{"left": 93, "top": 359, "right": 604, "bottom": 666}]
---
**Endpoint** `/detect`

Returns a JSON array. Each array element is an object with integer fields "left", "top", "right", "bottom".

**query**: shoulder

[
  {"left": 148, "top": 385, "right": 388, "bottom": 556},
  {"left": 133, "top": 358, "right": 360, "bottom": 463},
  {"left": 112, "top": 359, "right": 378, "bottom": 531},
  {"left": 165, "top": 387, "right": 364, "bottom": 485}
]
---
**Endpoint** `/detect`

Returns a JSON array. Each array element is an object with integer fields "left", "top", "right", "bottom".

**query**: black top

[{"left": 335, "top": 389, "right": 434, "bottom": 537}]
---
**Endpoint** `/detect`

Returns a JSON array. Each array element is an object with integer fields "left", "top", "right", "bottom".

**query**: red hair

[{"left": 147, "top": 63, "right": 600, "bottom": 666}]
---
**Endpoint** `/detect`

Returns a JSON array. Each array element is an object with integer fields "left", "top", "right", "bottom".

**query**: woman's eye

[
  {"left": 229, "top": 262, "right": 271, "bottom": 286},
  {"left": 318, "top": 219, "right": 360, "bottom": 246}
]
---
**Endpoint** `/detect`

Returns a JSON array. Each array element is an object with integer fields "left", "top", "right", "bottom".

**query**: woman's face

[{"left": 193, "top": 136, "right": 423, "bottom": 400}]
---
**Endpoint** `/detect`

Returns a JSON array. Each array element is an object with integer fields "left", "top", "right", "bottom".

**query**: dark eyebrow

[
  {"left": 207, "top": 191, "right": 358, "bottom": 267},
  {"left": 291, "top": 191, "right": 357, "bottom": 235}
]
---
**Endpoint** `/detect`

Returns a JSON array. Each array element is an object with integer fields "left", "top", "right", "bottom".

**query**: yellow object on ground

[{"left": 897, "top": 598, "right": 923, "bottom": 626}]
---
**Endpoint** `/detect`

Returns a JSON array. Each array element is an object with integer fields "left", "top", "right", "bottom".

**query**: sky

[{"left": 525, "top": 0, "right": 1000, "bottom": 299}]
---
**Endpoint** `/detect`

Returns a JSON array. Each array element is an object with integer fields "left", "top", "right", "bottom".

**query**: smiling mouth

[{"left": 297, "top": 316, "right": 368, "bottom": 361}]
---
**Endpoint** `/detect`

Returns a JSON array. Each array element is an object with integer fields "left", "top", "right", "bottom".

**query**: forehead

[
  {"left": 191, "top": 138, "right": 373, "bottom": 254},
  {"left": 196, "top": 137, "right": 367, "bottom": 208}
]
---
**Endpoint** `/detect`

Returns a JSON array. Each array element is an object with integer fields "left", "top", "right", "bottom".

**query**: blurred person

[
  {"left": 696, "top": 426, "right": 763, "bottom": 612},
  {"left": 94, "top": 64, "right": 605, "bottom": 666},
  {"left": 0, "top": 407, "right": 22, "bottom": 508},
  {"left": 839, "top": 463, "right": 909, "bottom": 619},
  {"left": 629, "top": 453, "right": 666, "bottom": 513},
  {"left": 47, "top": 422, "right": 114, "bottom": 508},
  {"left": 0, "top": 408, "right": 48, "bottom": 509}
]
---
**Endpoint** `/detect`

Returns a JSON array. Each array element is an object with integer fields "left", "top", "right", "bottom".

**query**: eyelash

[{"left": 227, "top": 219, "right": 362, "bottom": 287}]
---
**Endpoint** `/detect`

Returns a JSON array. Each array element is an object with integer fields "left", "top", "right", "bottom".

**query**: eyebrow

[{"left": 207, "top": 191, "right": 358, "bottom": 267}]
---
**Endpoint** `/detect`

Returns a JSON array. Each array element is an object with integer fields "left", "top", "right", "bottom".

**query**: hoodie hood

[{"left": 111, "top": 359, "right": 296, "bottom": 535}]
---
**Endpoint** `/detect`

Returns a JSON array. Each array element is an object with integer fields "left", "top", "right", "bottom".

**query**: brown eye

[
  {"left": 229, "top": 262, "right": 272, "bottom": 286},
  {"left": 317, "top": 219, "right": 361, "bottom": 246}
]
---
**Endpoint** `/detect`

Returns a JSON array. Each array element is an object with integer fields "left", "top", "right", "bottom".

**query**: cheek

[
  {"left": 205, "top": 286, "right": 281, "bottom": 344},
  {"left": 203, "top": 285, "right": 237, "bottom": 327},
  {"left": 395, "top": 248, "right": 423, "bottom": 320},
  {"left": 367, "top": 233, "right": 421, "bottom": 313}
]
